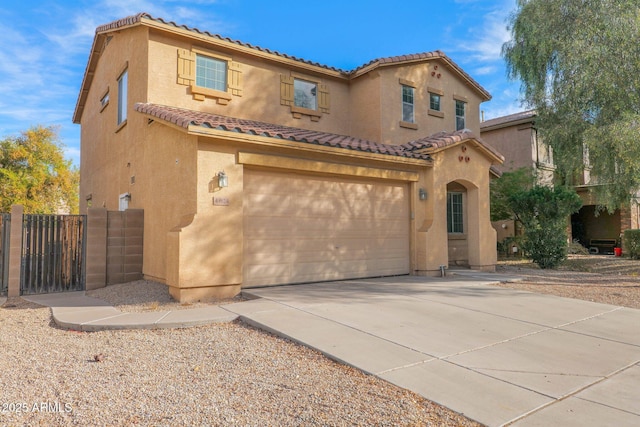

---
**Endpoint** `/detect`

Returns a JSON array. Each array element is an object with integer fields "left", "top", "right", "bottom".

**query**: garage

[{"left": 243, "top": 168, "right": 411, "bottom": 287}]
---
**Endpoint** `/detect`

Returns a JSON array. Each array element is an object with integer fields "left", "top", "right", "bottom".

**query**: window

[
  {"left": 402, "top": 85, "right": 415, "bottom": 123},
  {"left": 455, "top": 100, "right": 466, "bottom": 130},
  {"left": 117, "top": 69, "right": 128, "bottom": 125},
  {"left": 177, "top": 49, "right": 242, "bottom": 102},
  {"left": 100, "top": 91, "right": 109, "bottom": 111},
  {"left": 430, "top": 93, "right": 441, "bottom": 111},
  {"left": 294, "top": 79, "right": 317, "bottom": 110},
  {"left": 447, "top": 192, "right": 464, "bottom": 233},
  {"left": 196, "top": 54, "right": 227, "bottom": 92}
]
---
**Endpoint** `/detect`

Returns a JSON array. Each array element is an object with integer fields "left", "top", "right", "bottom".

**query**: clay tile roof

[
  {"left": 135, "top": 103, "right": 433, "bottom": 161},
  {"left": 480, "top": 110, "right": 536, "bottom": 130},
  {"left": 93, "top": 14, "right": 490, "bottom": 99},
  {"left": 97, "top": 13, "right": 348, "bottom": 74},
  {"left": 402, "top": 129, "right": 504, "bottom": 162}
]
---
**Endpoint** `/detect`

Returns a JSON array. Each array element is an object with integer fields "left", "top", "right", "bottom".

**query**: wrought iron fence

[{"left": 20, "top": 214, "right": 86, "bottom": 295}]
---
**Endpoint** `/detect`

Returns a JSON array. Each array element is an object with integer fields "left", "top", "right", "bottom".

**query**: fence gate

[
  {"left": 0, "top": 213, "right": 10, "bottom": 296},
  {"left": 20, "top": 214, "right": 86, "bottom": 295}
]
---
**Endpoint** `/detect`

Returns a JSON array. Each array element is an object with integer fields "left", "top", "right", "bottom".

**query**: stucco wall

[{"left": 147, "top": 30, "right": 352, "bottom": 135}]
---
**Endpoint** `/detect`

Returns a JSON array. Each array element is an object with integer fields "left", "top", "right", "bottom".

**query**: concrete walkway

[
  {"left": 11, "top": 273, "right": 640, "bottom": 426},
  {"left": 22, "top": 292, "right": 237, "bottom": 331}
]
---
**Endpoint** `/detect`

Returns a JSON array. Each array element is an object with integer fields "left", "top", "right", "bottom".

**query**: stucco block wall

[{"left": 106, "top": 209, "right": 144, "bottom": 285}]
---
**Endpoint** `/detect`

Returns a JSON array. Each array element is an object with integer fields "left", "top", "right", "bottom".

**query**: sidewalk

[{"left": 22, "top": 291, "right": 238, "bottom": 331}]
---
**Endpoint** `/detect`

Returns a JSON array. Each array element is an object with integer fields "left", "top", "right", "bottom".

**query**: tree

[
  {"left": 0, "top": 126, "right": 79, "bottom": 214},
  {"left": 502, "top": 0, "right": 640, "bottom": 209},
  {"left": 490, "top": 167, "right": 536, "bottom": 222},
  {"left": 508, "top": 185, "right": 582, "bottom": 268}
]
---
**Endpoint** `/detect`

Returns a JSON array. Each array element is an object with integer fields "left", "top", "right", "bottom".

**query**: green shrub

[
  {"left": 508, "top": 186, "right": 582, "bottom": 269},
  {"left": 623, "top": 229, "right": 640, "bottom": 259}
]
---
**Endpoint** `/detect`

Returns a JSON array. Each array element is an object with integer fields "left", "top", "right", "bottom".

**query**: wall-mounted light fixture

[
  {"left": 419, "top": 188, "right": 427, "bottom": 201},
  {"left": 218, "top": 171, "right": 228, "bottom": 188}
]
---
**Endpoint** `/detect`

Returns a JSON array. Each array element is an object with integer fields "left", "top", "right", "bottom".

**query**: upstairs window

[
  {"left": 430, "top": 93, "right": 441, "bottom": 111},
  {"left": 447, "top": 192, "right": 464, "bottom": 233},
  {"left": 196, "top": 54, "right": 227, "bottom": 92},
  {"left": 280, "top": 75, "right": 330, "bottom": 121},
  {"left": 117, "top": 69, "right": 128, "bottom": 125},
  {"left": 402, "top": 85, "right": 415, "bottom": 123},
  {"left": 177, "top": 48, "right": 242, "bottom": 103},
  {"left": 294, "top": 79, "right": 317, "bottom": 110},
  {"left": 455, "top": 100, "right": 466, "bottom": 130}
]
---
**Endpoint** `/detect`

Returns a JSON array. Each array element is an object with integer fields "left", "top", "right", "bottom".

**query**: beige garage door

[{"left": 243, "top": 169, "right": 410, "bottom": 287}]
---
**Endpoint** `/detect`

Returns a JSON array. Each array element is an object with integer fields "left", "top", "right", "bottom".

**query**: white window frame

[
  {"left": 117, "top": 69, "right": 128, "bottom": 125},
  {"left": 402, "top": 85, "right": 415, "bottom": 123},
  {"left": 195, "top": 54, "right": 227, "bottom": 92},
  {"left": 294, "top": 78, "right": 318, "bottom": 110},
  {"left": 430, "top": 93, "right": 441, "bottom": 111}
]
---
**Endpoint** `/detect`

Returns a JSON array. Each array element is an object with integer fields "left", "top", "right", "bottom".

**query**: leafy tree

[
  {"left": 502, "top": 0, "right": 640, "bottom": 209},
  {"left": 0, "top": 126, "right": 79, "bottom": 214},
  {"left": 490, "top": 167, "right": 536, "bottom": 222},
  {"left": 508, "top": 185, "right": 582, "bottom": 268}
]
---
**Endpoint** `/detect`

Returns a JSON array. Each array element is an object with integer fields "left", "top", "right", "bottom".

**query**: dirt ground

[{"left": 494, "top": 254, "right": 640, "bottom": 309}]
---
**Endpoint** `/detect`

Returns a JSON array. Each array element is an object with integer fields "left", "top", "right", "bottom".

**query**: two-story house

[
  {"left": 481, "top": 111, "right": 639, "bottom": 255},
  {"left": 73, "top": 13, "right": 503, "bottom": 302}
]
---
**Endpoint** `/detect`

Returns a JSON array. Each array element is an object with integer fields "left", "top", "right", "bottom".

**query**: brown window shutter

[
  {"left": 177, "top": 49, "right": 196, "bottom": 85},
  {"left": 280, "top": 75, "right": 294, "bottom": 106},
  {"left": 318, "top": 84, "right": 330, "bottom": 113},
  {"left": 228, "top": 61, "right": 243, "bottom": 96}
]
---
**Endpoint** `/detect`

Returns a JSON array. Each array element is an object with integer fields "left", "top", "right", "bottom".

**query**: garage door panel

[{"left": 244, "top": 170, "right": 410, "bottom": 287}]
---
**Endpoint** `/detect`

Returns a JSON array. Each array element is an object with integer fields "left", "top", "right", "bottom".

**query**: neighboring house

[
  {"left": 73, "top": 13, "right": 504, "bottom": 302},
  {"left": 481, "top": 111, "right": 640, "bottom": 254}
]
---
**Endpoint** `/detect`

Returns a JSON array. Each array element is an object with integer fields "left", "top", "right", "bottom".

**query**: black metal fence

[
  {"left": 20, "top": 214, "right": 87, "bottom": 295},
  {"left": 0, "top": 213, "right": 10, "bottom": 296}
]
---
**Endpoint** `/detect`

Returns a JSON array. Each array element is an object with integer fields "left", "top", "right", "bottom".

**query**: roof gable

[{"left": 402, "top": 129, "right": 504, "bottom": 164}]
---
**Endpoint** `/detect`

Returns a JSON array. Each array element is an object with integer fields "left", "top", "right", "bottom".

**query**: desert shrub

[
  {"left": 508, "top": 186, "right": 582, "bottom": 269},
  {"left": 624, "top": 230, "right": 640, "bottom": 259}
]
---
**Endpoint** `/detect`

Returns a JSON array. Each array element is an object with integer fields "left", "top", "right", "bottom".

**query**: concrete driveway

[{"left": 225, "top": 274, "right": 640, "bottom": 427}]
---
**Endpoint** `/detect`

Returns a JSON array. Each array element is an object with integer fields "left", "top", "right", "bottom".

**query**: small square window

[
  {"left": 455, "top": 100, "right": 466, "bottom": 130},
  {"left": 294, "top": 79, "right": 317, "bottom": 110},
  {"left": 402, "top": 85, "right": 415, "bottom": 123},
  {"left": 430, "top": 93, "right": 441, "bottom": 111},
  {"left": 196, "top": 54, "right": 227, "bottom": 92}
]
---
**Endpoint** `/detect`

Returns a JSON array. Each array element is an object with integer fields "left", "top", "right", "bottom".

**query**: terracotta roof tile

[
  {"left": 95, "top": 13, "right": 489, "bottom": 99},
  {"left": 402, "top": 129, "right": 504, "bottom": 162},
  {"left": 480, "top": 110, "right": 536, "bottom": 129},
  {"left": 135, "top": 103, "right": 433, "bottom": 161}
]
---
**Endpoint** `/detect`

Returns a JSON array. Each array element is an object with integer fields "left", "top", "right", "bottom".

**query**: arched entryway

[{"left": 446, "top": 180, "right": 479, "bottom": 267}]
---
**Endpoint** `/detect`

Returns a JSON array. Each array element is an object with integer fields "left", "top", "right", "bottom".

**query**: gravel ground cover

[
  {"left": 493, "top": 255, "right": 640, "bottom": 309},
  {"left": 0, "top": 295, "right": 480, "bottom": 426},
  {"left": 2, "top": 255, "right": 636, "bottom": 426}
]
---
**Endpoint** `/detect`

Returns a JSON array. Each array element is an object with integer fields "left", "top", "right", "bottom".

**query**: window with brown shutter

[{"left": 176, "top": 48, "right": 242, "bottom": 104}]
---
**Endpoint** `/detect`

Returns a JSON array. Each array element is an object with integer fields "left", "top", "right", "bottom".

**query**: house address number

[{"left": 213, "top": 197, "right": 230, "bottom": 206}]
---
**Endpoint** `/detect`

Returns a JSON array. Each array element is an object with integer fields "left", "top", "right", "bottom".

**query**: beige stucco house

[
  {"left": 481, "top": 111, "right": 640, "bottom": 254},
  {"left": 74, "top": 13, "right": 504, "bottom": 302}
]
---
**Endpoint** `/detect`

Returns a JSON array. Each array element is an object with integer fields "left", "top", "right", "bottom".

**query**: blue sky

[{"left": 0, "top": 0, "right": 524, "bottom": 166}]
